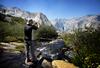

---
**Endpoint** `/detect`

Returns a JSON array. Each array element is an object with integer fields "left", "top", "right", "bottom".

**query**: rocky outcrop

[
  {"left": 52, "top": 60, "right": 78, "bottom": 68},
  {"left": 0, "top": 41, "right": 76, "bottom": 68},
  {"left": 0, "top": 42, "right": 24, "bottom": 53},
  {"left": 41, "top": 59, "right": 52, "bottom": 68}
]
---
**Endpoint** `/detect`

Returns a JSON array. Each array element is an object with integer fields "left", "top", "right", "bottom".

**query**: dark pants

[{"left": 25, "top": 40, "right": 37, "bottom": 61}]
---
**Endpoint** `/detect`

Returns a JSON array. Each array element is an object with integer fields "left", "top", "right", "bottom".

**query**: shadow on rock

[{"left": 0, "top": 50, "right": 25, "bottom": 68}]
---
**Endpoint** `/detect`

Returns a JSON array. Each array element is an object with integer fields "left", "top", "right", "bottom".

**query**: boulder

[
  {"left": 52, "top": 60, "right": 78, "bottom": 68},
  {"left": 42, "top": 59, "right": 52, "bottom": 68}
]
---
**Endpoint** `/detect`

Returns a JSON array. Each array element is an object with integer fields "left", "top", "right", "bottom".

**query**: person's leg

[
  {"left": 25, "top": 41, "right": 30, "bottom": 61},
  {"left": 25, "top": 41, "right": 34, "bottom": 62},
  {"left": 24, "top": 41, "right": 33, "bottom": 65},
  {"left": 30, "top": 40, "right": 37, "bottom": 62}
]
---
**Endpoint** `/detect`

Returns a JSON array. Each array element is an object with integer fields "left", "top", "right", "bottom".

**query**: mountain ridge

[
  {"left": 0, "top": 5, "right": 100, "bottom": 33},
  {"left": 0, "top": 5, "right": 51, "bottom": 26},
  {"left": 52, "top": 14, "right": 100, "bottom": 32}
]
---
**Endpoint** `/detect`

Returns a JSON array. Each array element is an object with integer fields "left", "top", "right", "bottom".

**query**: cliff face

[{"left": 0, "top": 5, "right": 52, "bottom": 26}]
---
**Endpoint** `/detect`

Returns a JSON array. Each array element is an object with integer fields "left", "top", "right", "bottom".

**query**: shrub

[
  {"left": 71, "top": 26, "right": 100, "bottom": 68},
  {"left": 15, "top": 45, "right": 24, "bottom": 51},
  {"left": 4, "top": 36, "right": 17, "bottom": 42},
  {"left": 61, "top": 33, "right": 74, "bottom": 46},
  {"left": 0, "top": 13, "right": 25, "bottom": 42},
  {"left": 34, "top": 25, "right": 58, "bottom": 41},
  {"left": 61, "top": 25, "right": 100, "bottom": 68}
]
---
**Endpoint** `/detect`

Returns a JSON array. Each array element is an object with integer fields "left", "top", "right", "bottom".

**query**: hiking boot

[{"left": 25, "top": 58, "right": 33, "bottom": 65}]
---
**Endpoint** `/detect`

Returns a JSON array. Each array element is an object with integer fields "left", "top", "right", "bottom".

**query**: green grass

[{"left": 15, "top": 45, "right": 24, "bottom": 51}]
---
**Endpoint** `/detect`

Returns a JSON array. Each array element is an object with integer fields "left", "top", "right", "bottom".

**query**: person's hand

[
  {"left": 37, "top": 23, "right": 40, "bottom": 28},
  {"left": 35, "top": 23, "right": 39, "bottom": 28},
  {"left": 32, "top": 21, "right": 40, "bottom": 28}
]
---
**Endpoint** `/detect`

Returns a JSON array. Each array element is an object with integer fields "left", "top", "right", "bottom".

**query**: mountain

[
  {"left": 51, "top": 15, "right": 100, "bottom": 32},
  {"left": 0, "top": 5, "right": 51, "bottom": 26},
  {"left": 51, "top": 19, "right": 66, "bottom": 31},
  {"left": 0, "top": 5, "right": 100, "bottom": 33}
]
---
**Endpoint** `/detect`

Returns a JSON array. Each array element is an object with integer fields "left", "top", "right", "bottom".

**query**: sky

[{"left": 0, "top": 0, "right": 100, "bottom": 20}]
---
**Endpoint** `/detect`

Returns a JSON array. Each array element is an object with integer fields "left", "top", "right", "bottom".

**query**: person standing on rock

[{"left": 24, "top": 19, "right": 40, "bottom": 65}]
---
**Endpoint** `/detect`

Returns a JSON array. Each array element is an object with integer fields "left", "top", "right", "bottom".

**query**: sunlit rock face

[{"left": 52, "top": 60, "right": 78, "bottom": 68}]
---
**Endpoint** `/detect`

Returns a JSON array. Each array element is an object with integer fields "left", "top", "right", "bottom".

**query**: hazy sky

[{"left": 0, "top": 0, "right": 100, "bottom": 20}]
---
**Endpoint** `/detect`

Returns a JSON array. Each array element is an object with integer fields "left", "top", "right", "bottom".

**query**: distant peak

[
  {"left": 0, "top": 4, "right": 6, "bottom": 9},
  {"left": 0, "top": 4, "right": 5, "bottom": 7},
  {"left": 12, "top": 7, "right": 20, "bottom": 9},
  {"left": 86, "top": 14, "right": 95, "bottom": 17},
  {"left": 34, "top": 12, "right": 45, "bottom": 15}
]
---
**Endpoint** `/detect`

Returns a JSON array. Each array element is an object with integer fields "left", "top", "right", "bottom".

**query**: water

[{"left": 35, "top": 39, "right": 65, "bottom": 60}]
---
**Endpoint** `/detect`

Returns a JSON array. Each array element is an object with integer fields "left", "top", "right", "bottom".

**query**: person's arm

[
  {"left": 32, "top": 25, "right": 38, "bottom": 30},
  {"left": 35, "top": 22, "right": 40, "bottom": 28},
  {"left": 32, "top": 22, "right": 40, "bottom": 29},
  {"left": 37, "top": 23, "right": 40, "bottom": 28}
]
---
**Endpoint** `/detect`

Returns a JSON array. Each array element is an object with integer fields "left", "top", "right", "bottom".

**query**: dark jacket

[{"left": 24, "top": 24, "right": 38, "bottom": 40}]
